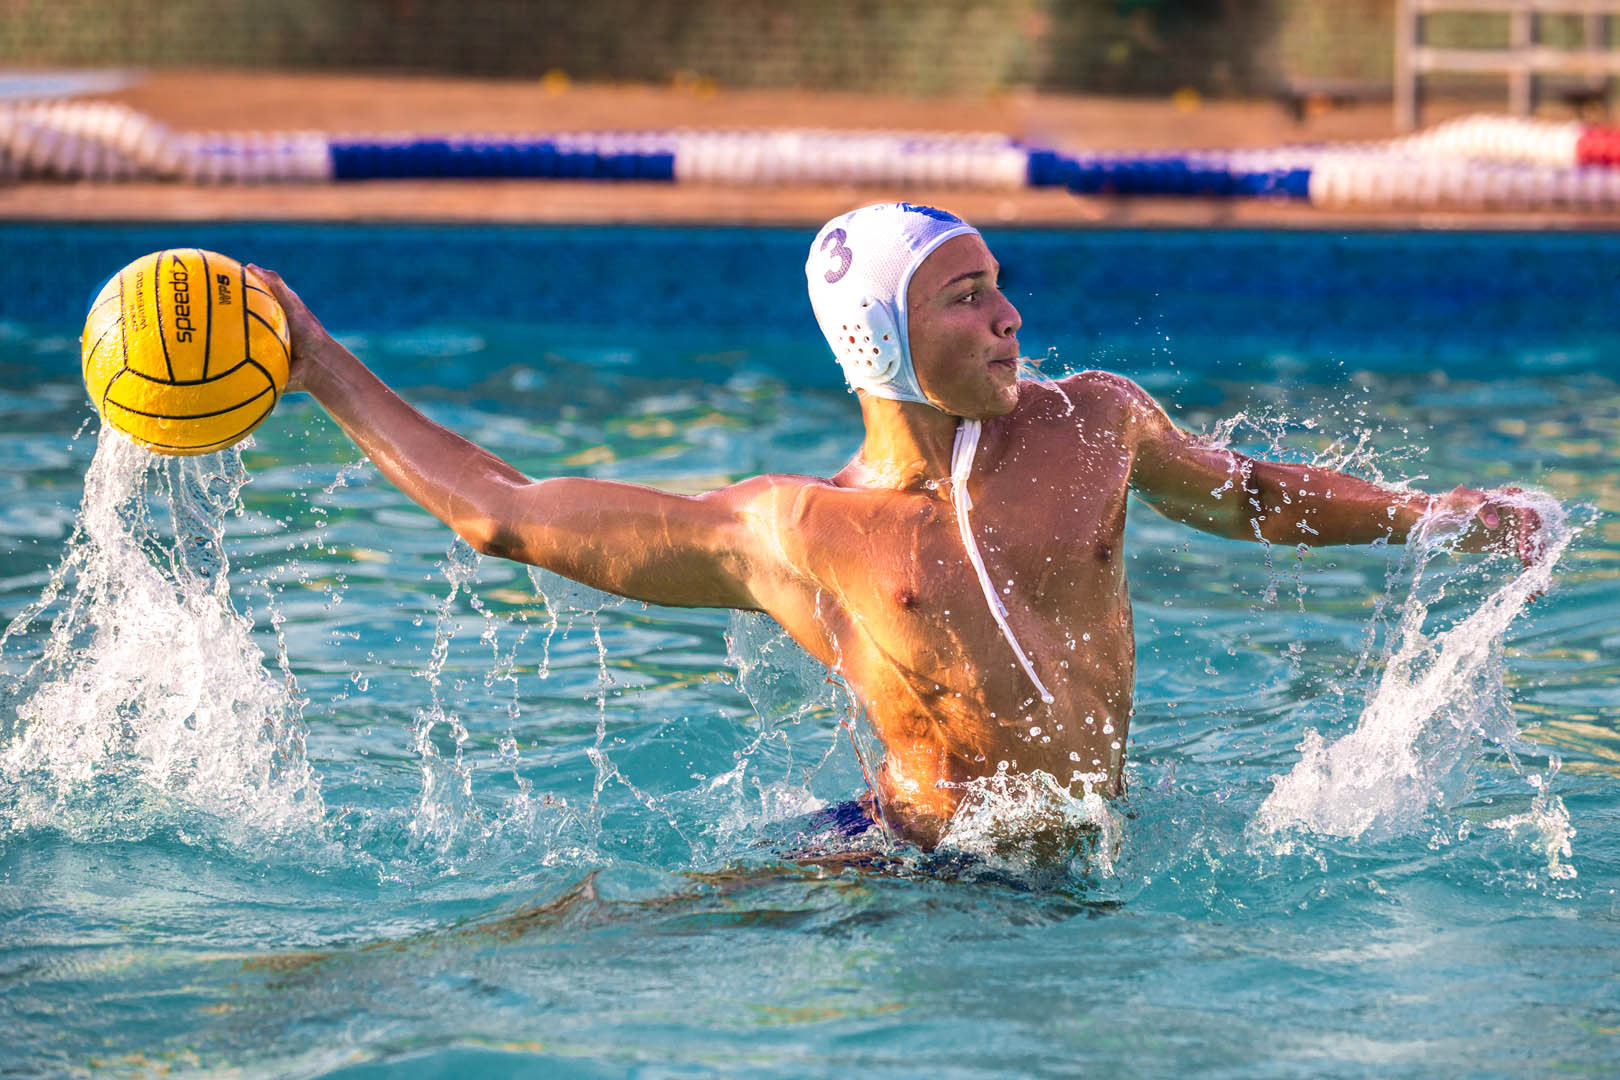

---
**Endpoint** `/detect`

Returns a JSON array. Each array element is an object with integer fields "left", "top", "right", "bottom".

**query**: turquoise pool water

[{"left": 2, "top": 225, "right": 1618, "bottom": 1078}]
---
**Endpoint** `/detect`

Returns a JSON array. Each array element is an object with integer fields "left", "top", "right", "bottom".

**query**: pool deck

[{"left": 5, "top": 70, "right": 1620, "bottom": 230}]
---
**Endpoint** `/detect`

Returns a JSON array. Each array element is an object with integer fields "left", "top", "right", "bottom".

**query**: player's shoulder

[
  {"left": 704, "top": 472, "right": 832, "bottom": 514},
  {"left": 709, "top": 473, "right": 849, "bottom": 573},
  {"left": 722, "top": 470, "right": 906, "bottom": 532},
  {"left": 1054, "top": 368, "right": 1155, "bottom": 410},
  {"left": 1032, "top": 369, "right": 1162, "bottom": 428}
]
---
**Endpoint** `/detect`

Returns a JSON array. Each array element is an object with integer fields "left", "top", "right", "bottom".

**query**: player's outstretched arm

[
  {"left": 252, "top": 265, "right": 773, "bottom": 610},
  {"left": 1116, "top": 375, "right": 1543, "bottom": 566}
]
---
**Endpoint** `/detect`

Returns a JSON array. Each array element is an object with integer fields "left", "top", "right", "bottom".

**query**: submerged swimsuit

[{"left": 796, "top": 799, "right": 878, "bottom": 839}]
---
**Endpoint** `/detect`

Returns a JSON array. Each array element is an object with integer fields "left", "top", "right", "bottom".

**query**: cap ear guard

[{"left": 834, "top": 295, "right": 905, "bottom": 392}]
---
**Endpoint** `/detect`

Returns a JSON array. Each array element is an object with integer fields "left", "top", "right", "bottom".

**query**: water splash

[
  {"left": 0, "top": 429, "right": 322, "bottom": 847},
  {"left": 1255, "top": 490, "right": 1581, "bottom": 870},
  {"left": 379, "top": 545, "right": 603, "bottom": 876},
  {"left": 526, "top": 566, "right": 686, "bottom": 846},
  {"left": 697, "top": 610, "right": 867, "bottom": 844},
  {"left": 936, "top": 766, "right": 1122, "bottom": 882},
  {"left": 1015, "top": 347, "right": 1076, "bottom": 415},
  {"left": 726, "top": 609, "right": 867, "bottom": 786},
  {"left": 726, "top": 610, "right": 846, "bottom": 734},
  {"left": 405, "top": 537, "right": 485, "bottom": 855}
]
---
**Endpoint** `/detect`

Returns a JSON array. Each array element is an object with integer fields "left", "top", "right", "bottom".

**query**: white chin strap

[{"left": 950, "top": 419, "right": 1054, "bottom": 705}]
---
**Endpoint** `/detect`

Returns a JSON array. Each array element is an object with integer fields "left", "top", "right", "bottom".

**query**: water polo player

[{"left": 247, "top": 202, "right": 1544, "bottom": 852}]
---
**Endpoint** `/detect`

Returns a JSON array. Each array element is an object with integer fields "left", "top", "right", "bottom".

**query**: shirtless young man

[{"left": 250, "top": 203, "right": 1543, "bottom": 851}]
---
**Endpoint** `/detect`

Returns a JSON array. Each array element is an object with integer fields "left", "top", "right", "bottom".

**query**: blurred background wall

[{"left": 2, "top": 0, "right": 1615, "bottom": 100}]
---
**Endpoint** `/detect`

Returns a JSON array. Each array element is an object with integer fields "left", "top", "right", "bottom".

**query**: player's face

[{"left": 905, "top": 235, "right": 1022, "bottom": 420}]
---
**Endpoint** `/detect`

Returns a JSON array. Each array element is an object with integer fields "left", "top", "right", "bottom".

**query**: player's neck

[{"left": 853, "top": 393, "right": 960, "bottom": 492}]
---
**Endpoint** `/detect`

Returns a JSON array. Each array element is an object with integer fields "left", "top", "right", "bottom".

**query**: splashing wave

[
  {"left": 0, "top": 431, "right": 323, "bottom": 850},
  {"left": 1255, "top": 490, "right": 1582, "bottom": 877}
]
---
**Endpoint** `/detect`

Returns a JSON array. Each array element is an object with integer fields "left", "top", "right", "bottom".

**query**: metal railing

[{"left": 1396, "top": 0, "right": 1620, "bottom": 128}]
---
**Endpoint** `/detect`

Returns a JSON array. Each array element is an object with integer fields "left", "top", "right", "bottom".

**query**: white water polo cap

[{"left": 806, "top": 203, "right": 980, "bottom": 406}]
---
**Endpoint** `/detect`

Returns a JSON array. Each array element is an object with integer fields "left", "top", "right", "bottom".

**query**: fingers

[
  {"left": 245, "top": 263, "right": 301, "bottom": 313},
  {"left": 244, "top": 263, "right": 324, "bottom": 395},
  {"left": 1517, "top": 506, "right": 1545, "bottom": 569},
  {"left": 1444, "top": 485, "right": 1552, "bottom": 595},
  {"left": 245, "top": 263, "right": 326, "bottom": 338},
  {"left": 1513, "top": 505, "right": 1547, "bottom": 600},
  {"left": 244, "top": 262, "right": 279, "bottom": 291}
]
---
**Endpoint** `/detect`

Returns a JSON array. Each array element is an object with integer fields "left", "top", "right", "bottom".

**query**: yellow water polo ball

[{"left": 81, "top": 249, "right": 290, "bottom": 455}]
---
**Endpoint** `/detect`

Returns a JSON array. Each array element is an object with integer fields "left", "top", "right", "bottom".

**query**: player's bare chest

[{"left": 798, "top": 458, "right": 1128, "bottom": 616}]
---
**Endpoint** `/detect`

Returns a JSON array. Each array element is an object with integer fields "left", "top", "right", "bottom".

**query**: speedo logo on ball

[{"left": 169, "top": 258, "right": 195, "bottom": 343}]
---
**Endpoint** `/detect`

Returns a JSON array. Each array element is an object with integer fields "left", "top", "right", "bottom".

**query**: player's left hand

[
  {"left": 1430, "top": 485, "right": 1546, "bottom": 570},
  {"left": 245, "top": 264, "right": 331, "bottom": 396}
]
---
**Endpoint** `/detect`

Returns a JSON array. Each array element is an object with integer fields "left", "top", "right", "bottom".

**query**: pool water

[{"left": 2, "top": 225, "right": 1619, "bottom": 1078}]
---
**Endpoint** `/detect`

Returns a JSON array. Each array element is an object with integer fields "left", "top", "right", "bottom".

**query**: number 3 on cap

[{"left": 821, "top": 229, "right": 852, "bottom": 284}]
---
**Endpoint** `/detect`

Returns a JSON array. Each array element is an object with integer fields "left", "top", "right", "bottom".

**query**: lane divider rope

[{"left": 4, "top": 101, "right": 1620, "bottom": 209}]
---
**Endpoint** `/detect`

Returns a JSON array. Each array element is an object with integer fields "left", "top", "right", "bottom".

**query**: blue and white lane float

[{"left": 4, "top": 100, "right": 1620, "bottom": 209}]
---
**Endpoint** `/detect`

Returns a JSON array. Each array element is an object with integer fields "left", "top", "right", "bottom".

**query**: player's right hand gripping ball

[{"left": 82, "top": 249, "right": 289, "bottom": 455}]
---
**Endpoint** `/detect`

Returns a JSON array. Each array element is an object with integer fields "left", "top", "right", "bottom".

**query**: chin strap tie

[{"left": 950, "top": 419, "right": 1055, "bottom": 706}]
